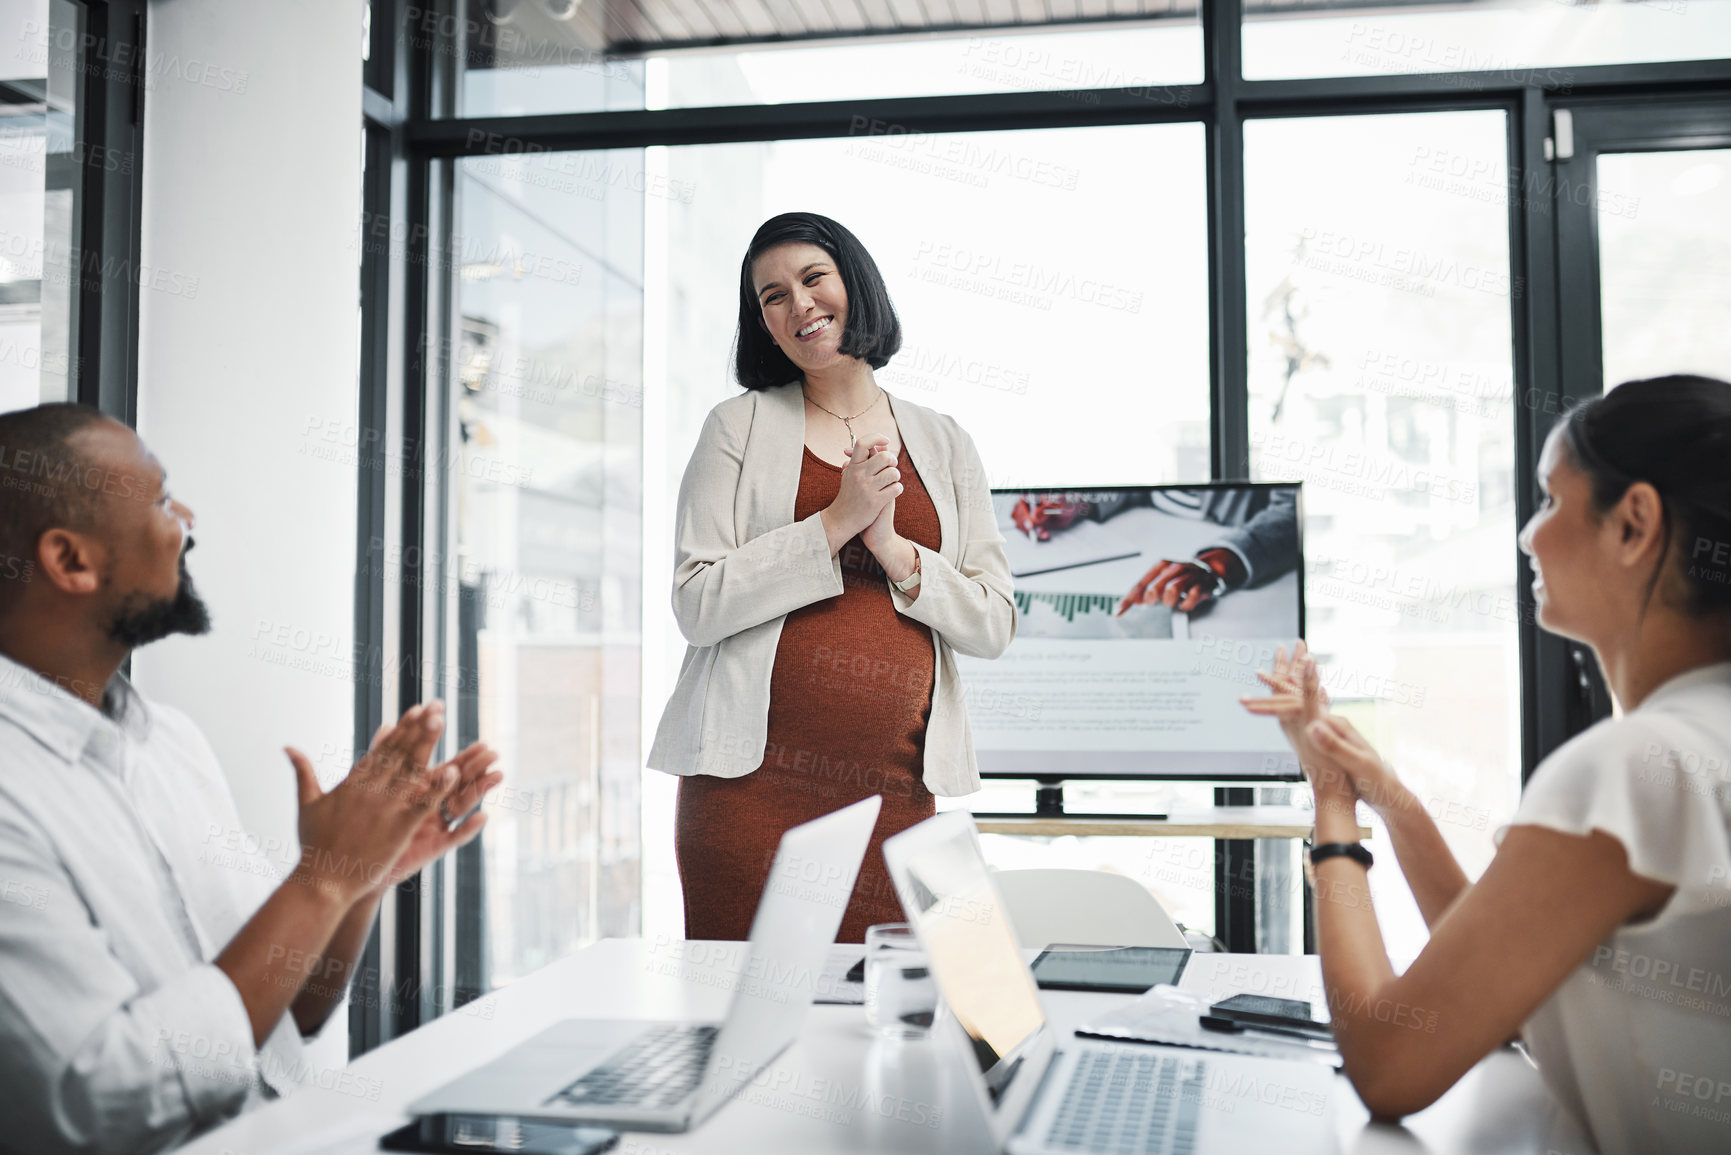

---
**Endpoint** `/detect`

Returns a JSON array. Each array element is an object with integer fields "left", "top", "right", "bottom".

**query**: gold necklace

[{"left": 804, "top": 386, "right": 884, "bottom": 453}]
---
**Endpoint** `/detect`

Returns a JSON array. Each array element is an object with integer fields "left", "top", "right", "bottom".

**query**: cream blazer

[{"left": 647, "top": 382, "right": 1017, "bottom": 797}]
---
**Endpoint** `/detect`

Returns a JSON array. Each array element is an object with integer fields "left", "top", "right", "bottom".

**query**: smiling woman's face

[{"left": 752, "top": 242, "right": 850, "bottom": 378}]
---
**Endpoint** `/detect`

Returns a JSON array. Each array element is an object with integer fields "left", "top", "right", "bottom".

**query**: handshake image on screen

[
  {"left": 1006, "top": 487, "right": 1300, "bottom": 620},
  {"left": 964, "top": 482, "right": 1306, "bottom": 777}
]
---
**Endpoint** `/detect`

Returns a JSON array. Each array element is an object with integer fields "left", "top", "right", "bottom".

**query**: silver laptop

[
  {"left": 882, "top": 812, "right": 1339, "bottom": 1155},
  {"left": 410, "top": 795, "right": 882, "bottom": 1132}
]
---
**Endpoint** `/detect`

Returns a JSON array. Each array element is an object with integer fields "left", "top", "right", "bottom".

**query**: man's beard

[{"left": 106, "top": 554, "right": 212, "bottom": 647}]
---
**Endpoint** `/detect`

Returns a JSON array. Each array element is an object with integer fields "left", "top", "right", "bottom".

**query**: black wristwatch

[{"left": 1309, "top": 842, "right": 1374, "bottom": 869}]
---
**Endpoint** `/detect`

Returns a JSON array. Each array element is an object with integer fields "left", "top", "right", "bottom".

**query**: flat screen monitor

[{"left": 954, "top": 483, "right": 1305, "bottom": 781}]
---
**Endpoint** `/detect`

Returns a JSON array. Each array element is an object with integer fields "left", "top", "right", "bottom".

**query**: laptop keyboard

[
  {"left": 549, "top": 1024, "right": 720, "bottom": 1111},
  {"left": 1043, "top": 1050, "right": 1206, "bottom": 1155}
]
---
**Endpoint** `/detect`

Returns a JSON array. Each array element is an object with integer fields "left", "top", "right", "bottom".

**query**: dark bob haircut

[
  {"left": 1553, "top": 373, "right": 1731, "bottom": 616},
  {"left": 733, "top": 212, "right": 902, "bottom": 391}
]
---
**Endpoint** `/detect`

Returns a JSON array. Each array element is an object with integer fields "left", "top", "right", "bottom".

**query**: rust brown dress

[{"left": 675, "top": 444, "right": 942, "bottom": 943}]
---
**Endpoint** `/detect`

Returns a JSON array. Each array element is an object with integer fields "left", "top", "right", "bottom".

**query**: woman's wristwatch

[
  {"left": 1308, "top": 842, "right": 1374, "bottom": 869},
  {"left": 893, "top": 549, "right": 922, "bottom": 593}
]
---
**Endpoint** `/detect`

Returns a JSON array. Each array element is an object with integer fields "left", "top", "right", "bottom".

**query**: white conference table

[{"left": 183, "top": 939, "right": 1596, "bottom": 1155}]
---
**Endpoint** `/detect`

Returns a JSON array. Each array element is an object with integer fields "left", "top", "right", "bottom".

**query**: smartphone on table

[
  {"left": 380, "top": 1114, "right": 619, "bottom": 1154},
  {"left": 1206, "top": 993, "right": 1334, "bottom": 1040}
]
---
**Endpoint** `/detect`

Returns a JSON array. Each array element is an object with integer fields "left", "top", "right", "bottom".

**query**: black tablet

[{"left": 1029, "top": 945, "right": 1192, "bottom": 993}]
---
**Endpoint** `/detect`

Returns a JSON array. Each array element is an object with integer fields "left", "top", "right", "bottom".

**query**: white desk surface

[{"left": 182, "top": 939, "right": 1595, "bottom": 1155}]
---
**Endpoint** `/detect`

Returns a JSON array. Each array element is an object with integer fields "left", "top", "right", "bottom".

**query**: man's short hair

[{"left": 0, "top": 403, "right": 113, "bottom": 611}]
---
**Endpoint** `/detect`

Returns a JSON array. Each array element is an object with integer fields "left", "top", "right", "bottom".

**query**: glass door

[
  {"left": 1551, "top": 102, "right": 1731, "bottom": 727},
  {"left": 1555, "top": 103, "right": 1731, "bottom": 395}
]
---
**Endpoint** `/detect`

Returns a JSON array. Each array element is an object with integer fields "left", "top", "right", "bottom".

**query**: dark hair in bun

[{"left": 1556, "top": 374, "right": 1731, "bottom": 616}]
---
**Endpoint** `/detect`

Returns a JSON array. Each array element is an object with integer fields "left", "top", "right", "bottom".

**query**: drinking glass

[{"left": 863, "top": 922, "right": 938, "bottom": 1039}]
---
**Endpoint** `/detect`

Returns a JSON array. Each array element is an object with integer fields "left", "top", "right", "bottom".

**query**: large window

[
  {"left": 1244, "top": 111, "right": 1522, "bottom": 963},
  {"left": 1244, "top": 0, "right": 1731, "bottom": 81},
  {"left": 639, "top": 122, "right": 1212, "bottom": 940},
  {"left": 649, "top": 26, "right": 1202, "bottom": 110},
  {"left": 438, "top": 147, "right": 646, "bottom": 990},
  {"left": 362, "top": 0, "right": 1731, "bottom": 1043},
  {"left": 0, "top": 0, "right": 145, "bottom": 422},
  {"left": 434, "top": 1, "right": 1202, "bottom": 118},
  {"left": 0, "top": 0, "right": 84, "bottom": 411}
]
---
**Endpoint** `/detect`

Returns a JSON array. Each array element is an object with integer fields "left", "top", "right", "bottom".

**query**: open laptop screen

[
  {"left": 896, "top": 822, "right": 1047, "bottom": 1103},
  {"left": 691, "top": 796, "right": 882, "bottom": 1123}
]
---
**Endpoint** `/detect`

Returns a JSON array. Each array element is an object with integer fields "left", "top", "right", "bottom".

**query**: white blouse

[{"left": 1509, "top": 660, "right": 1731, "bottom": 1155}]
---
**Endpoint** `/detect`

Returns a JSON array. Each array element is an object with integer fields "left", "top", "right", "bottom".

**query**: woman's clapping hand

[
  {"left": 1240, "top": 641, "right": 1330, "bottom": 771},
  {"left": 1305, "top": 713, "right": 1403, "bottom": 812},
  {"left": 1240, "top": 641, "right": 1401, "bottom": 812}
]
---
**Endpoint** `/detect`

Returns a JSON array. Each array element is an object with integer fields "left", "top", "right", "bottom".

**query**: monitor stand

[{"left": 970, "top": 777, "right": 1170, "bottom": 822}]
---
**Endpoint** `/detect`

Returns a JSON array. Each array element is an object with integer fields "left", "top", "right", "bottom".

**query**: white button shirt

[{"left": 0, "top": 653, "right": 316, "bottom": 1155}]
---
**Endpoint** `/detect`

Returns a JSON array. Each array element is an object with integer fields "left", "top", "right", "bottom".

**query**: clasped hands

[
  {"left": 1239, "top": 639, "right": 1404, "bottom": 821},
  {"left": 285, "top": 702, "right": 504, "bottom": 906},
  {"left": 820, "top": 434, "right": 918, "bottom": 585}
]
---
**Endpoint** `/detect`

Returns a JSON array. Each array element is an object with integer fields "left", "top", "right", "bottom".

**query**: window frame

[{"left": 353, "top": 0, "right": 1731, "bottom": 1050}]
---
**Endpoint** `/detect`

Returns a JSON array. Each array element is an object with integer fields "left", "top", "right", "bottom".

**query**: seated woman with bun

[{"left": 1243, "top": 375, "right": 1731, "bottom": 1154}]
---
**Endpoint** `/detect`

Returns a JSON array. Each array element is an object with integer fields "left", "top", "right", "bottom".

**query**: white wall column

[{"left": 132, "top": 0, "right": 363, "bottom": 924}]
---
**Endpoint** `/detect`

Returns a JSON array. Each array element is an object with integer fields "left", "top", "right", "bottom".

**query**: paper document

[
  {"left": 1002, "top": 519, "right": 1141, "bottom": 578},
  {"left": 1076, "top": 985, "right": 1342, "bottom": 1068}
]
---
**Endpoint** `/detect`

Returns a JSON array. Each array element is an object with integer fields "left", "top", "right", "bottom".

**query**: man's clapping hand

[
  {"left": 284, "top": 701, "right": 501, "bottom": 904},
  {"left": 371, "top": 725, "right": 502, "bottom": 889}
]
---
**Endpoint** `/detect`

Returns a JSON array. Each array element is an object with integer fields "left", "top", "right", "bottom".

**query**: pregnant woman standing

[{"left": 649, "top": 212, "right": 1016, "bottom": 942}]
